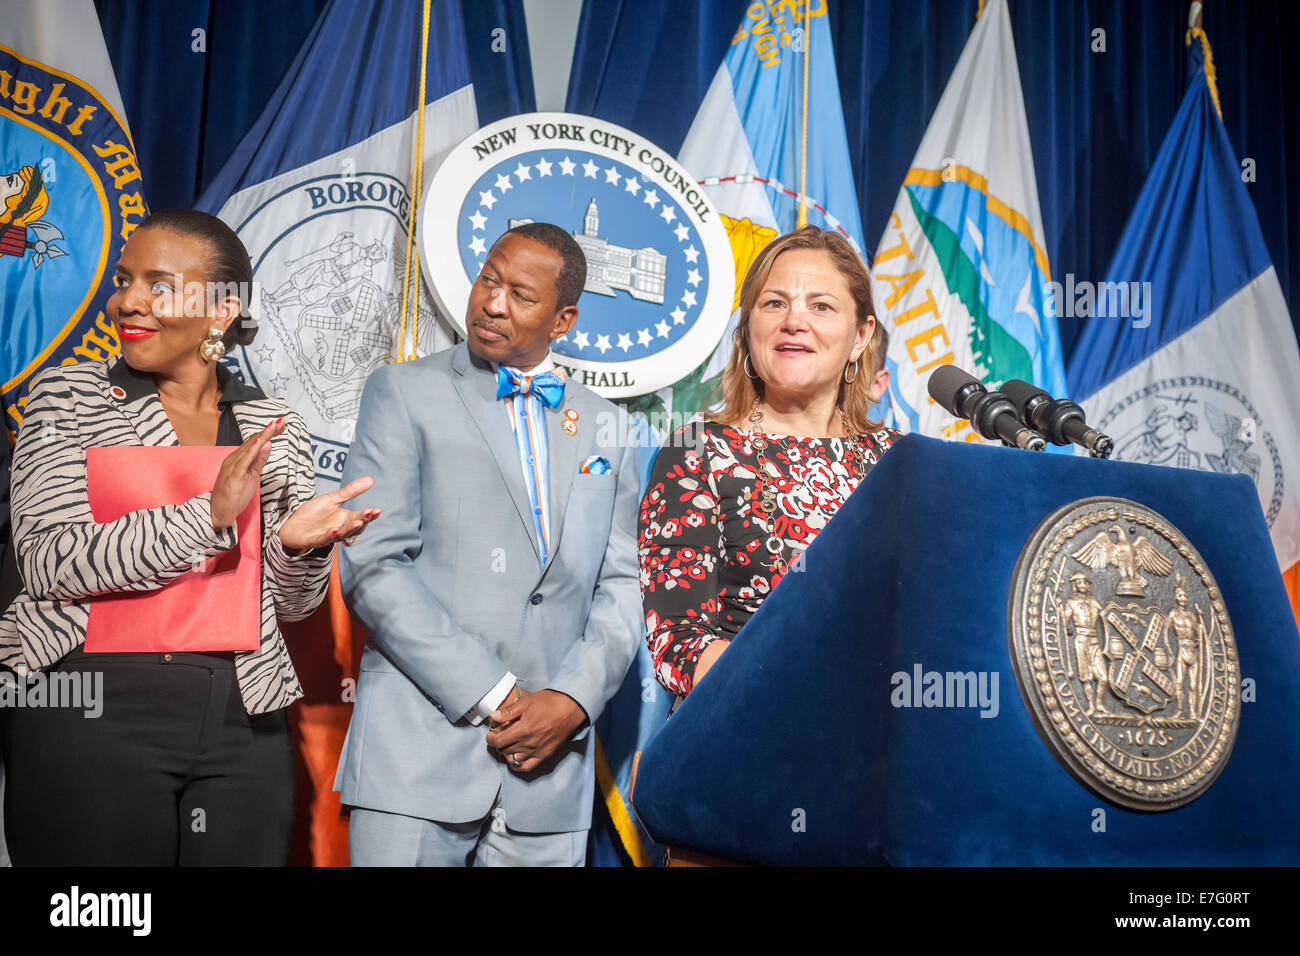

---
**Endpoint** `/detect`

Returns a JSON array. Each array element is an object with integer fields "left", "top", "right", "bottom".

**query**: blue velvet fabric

[{"left": 633, "top": 435, "right": 1300, "bottom": 865}]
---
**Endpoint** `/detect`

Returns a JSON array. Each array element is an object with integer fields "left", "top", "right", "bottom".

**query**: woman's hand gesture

[
  {"left": 211, "top": 418, "right": 381, "bottom": 549},
  {"left": 276, "top": 476, "right": 381, "bottom": 550},
  {"left": 211, "top": 418, "right": 283, "bottom": 529}
]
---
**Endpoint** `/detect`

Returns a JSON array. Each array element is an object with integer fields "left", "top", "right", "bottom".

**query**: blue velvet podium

[{"left": 632, "top": 435, "right": 1300, "bottom": 865}]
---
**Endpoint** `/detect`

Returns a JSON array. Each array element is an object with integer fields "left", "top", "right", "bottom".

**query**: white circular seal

[
  {"left": 1096, "top": 376, "right": 1284, "bottom": 528},
  {"left": 419, "top": 112, "right": 735, "bottom": 398}
]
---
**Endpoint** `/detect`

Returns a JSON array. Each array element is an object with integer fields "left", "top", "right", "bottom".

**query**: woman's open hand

[
  {"left": 211, "top": 418, "right": 284, "bottom": 529},
  {"left": 277, "top": 476, "right": 381, "bottom": 551}
]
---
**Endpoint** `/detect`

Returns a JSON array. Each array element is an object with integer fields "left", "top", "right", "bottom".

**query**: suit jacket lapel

[
  {"left": 229, "top": 403, "right": 268, "bottom": 442},
  {"left": 451, "top": 345, "right": 542, "bottom": 563}
]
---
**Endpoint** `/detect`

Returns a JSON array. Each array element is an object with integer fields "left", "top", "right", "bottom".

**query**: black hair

[
  {"left": 137, "top": 208, "right": 257, "bottom": 350},
  {"left": 495, "top": 221, "right": 587, "bottom": 310},
  {"left": 870, "top": 322, "right": 890, "bottom": 374}
]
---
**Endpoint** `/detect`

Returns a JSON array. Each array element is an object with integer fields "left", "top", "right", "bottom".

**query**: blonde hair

[
  {"left": 715, "top": 225, "right": 882, "bottom": 433},
  {"left": 1, "top": 166, "right": 49, "bottom": 227}
]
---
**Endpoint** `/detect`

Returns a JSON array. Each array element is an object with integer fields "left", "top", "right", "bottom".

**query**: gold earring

[
  {"left": 743, "top": 353, "right": 759, "bottom": 380},
  {"left": 199, "top": 327, "right": 226, "bottom": 363},
  {"left": 844, "top": 359, "right": 859, "bottom": 384}
]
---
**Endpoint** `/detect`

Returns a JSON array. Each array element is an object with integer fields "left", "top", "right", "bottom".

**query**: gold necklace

[{"left": 747, "top": 397, "right": 864, "bottom": 575}]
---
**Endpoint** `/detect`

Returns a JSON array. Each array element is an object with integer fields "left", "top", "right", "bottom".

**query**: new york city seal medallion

[{"left": 1008, "top": 497, "right": 1240, "bottom": 810}]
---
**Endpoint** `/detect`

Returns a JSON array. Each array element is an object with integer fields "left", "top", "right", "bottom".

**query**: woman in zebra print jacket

[{"left": 0, "top": 210, "right": 380, "bottom": 866}]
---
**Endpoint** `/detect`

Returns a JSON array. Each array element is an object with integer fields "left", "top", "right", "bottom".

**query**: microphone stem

[{"left": 1015, "top": 428, "right": 1047, "bottom": 452}]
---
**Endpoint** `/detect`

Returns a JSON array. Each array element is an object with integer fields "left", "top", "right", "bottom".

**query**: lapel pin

[
  {"left": 564, "top": 408, "right": 579, "bottom": 422},
  {"left": 562, "top": 419, "right": 578, "bottom": 436},
  {"left": 109, "top": 385, "right": 127, "bottom": 401}
]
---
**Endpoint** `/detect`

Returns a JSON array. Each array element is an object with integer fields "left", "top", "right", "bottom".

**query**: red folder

[{"left": 84, "top": 446, "right": 261, "bottom": 653}]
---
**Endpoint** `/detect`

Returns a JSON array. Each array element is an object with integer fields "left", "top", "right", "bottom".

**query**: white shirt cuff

[{"left": 467, "top": 672, "right": 516, "bottom": 726}]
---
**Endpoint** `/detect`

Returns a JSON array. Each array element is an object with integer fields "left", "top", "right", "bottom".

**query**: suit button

[
  {"left": 530, "top": 592, "right": 543, "bottom": 606},
  {"left": 164, "top": 653, "right": 173, "bottom": 662}
]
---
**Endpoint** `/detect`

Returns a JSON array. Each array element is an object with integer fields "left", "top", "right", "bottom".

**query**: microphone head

[
  {"left": 927, "top": 365, "right": 981, "bottom": 417},
  {"left": 1000, "top": 378, "right": 1050, "bottom": 410},
  {"left": 1000, "top": 378, "right": 1055, "bottom": 431}
]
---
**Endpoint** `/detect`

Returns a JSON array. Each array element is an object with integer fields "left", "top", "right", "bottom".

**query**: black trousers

[{"left": 1, "top": 646, "right": 294, "bottom": 866}]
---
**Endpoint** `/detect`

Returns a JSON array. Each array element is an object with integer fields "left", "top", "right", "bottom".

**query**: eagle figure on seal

[{"left": 1071, "top": 525, "right": 1174, "bottom": 598}]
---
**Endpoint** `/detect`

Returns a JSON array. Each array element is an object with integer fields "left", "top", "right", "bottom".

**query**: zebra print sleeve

[
  {"left": 262, "top": 409, "right": 332, "bottom": 623},
  {"left": 12, "top": 367, "right": 239, "bottom": 602}
]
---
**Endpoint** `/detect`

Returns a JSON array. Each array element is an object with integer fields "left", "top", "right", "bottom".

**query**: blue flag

[
  {"left": 678, "top": 0, "right": 864, "bottom": 252},
  {"left": 1066, "top": 32, "right": 1300, "bottom": 573}
]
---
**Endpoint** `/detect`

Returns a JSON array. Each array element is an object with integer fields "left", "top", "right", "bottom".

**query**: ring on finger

[{"left": 511, "top": 753, "right": 522, "bottom": 768}]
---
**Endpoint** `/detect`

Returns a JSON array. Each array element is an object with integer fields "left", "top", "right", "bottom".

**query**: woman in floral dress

[{"left": 639, "top": 226, "right": 899, "bottom": 700}]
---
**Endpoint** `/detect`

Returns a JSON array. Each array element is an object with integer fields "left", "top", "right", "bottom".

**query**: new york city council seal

[{"left": 1008, "top": 497, "right": 1240, "bottom": 810}]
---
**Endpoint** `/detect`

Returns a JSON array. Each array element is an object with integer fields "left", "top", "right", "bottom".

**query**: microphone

[
  {"left": 1000, "top": 379, "right": 1114, "bottom": 459},
  {"left": 927, "top": 366, "right": 1047, "bottom": 451}
]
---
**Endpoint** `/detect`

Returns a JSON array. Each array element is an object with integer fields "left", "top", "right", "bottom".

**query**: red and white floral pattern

[{"left": 638, "top": 419, "right": 898, "bottom": 697}]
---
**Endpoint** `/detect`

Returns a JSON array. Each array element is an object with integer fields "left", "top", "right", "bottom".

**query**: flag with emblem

[
  {"left": 685, "top": 0, "right": 863, "bottom": 374},
  {"left": 197, "top": 0, "right": 477, "bottom": 490},
  {"left": 679, "top": 0, "right": 864, "bottom": 255},
  {"left": 870, "top": 0, "right": 1067, "bottom": 440},
  {"left": 1, "top": 0, "right": 144, "bottom": 441},
  {"left": 624, "top": 0, "right": 865, "bottom": 424},
  {"left": 1066, "top": 29, "right": 1300, "bottom": 606}
]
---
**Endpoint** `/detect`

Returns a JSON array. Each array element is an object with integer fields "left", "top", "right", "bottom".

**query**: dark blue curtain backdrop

[
  {"left": 97, "top": 0, "right": 326, "bottom": 211},
  {"left": 95, "top": 0, "right": 535, "bottom": 210},
  {"left": 567, "top": 0, "right": 1300, "bottom": 362},
  {"left": 97, "top": 0, "right": 1299, "bottom": 364}
]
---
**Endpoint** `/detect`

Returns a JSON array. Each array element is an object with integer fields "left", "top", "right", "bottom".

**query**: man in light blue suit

[{"left": 335, "top": 223, "right": 641, "bottom": 866}]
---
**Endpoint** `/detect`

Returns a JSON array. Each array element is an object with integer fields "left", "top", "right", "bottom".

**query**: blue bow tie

[{"left": 496, "top": 366, "right": 565, "bottom": 408}]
